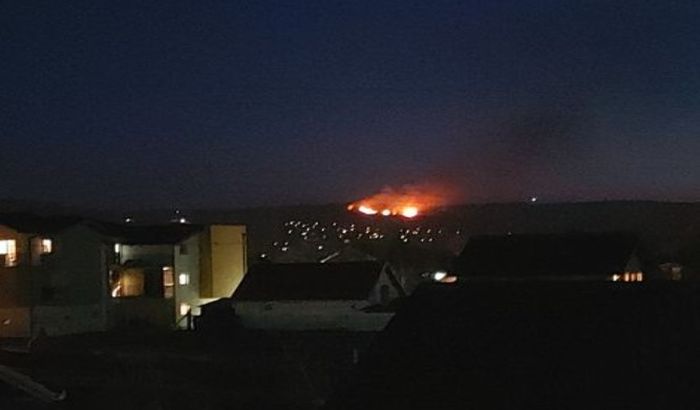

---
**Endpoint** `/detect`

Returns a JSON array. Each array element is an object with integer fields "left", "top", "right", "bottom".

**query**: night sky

[{"left": 2, "top": 1, "right": 700, "bottom": 209}]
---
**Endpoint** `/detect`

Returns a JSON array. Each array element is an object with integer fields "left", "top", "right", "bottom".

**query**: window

[
  {"left": 618, "top": 272, "right": 644, "bottom": 283},
  {"left": 110, "top": 268, "right": 145, "bottom": 297},
  {"left": 40, "top": 238, "right": 52, "bottom": 254},
  {"left": 178, "top": 272, "right": 190, "bottom": 285},
  {"left": 179, "top": 303, "right": 191, "bottom": 316},
  {"left": 0, "top": 240, "right": 17, "bottom": 267},
  {"left": 31, "top": 237, "right": 52, "bottom": 266},
  {"left": 113, "top": 243, "right": 122, "bottom": 264},
  {"left": 163, "top": 267, "right": 175, "bottom": 298}
]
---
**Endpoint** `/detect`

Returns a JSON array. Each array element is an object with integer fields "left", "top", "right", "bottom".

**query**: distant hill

[
  {"left": 177, "top": 200, "right": 700, "bottom": 244},
  {"left": 121, "top": 201, "right": 700, "bottom": 283},
  {"left": 4, "top": 199, "right": 700, "bottom": 280},
  {"left": 0, "top": 198, "right": 116, "bottom": 219}
]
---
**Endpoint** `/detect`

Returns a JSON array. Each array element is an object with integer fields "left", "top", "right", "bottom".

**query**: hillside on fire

[{"left": 112, "top": 200, "right": 700, "bottom": 286}]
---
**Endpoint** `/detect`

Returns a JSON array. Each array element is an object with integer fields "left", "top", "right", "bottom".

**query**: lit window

[
  {"left": 163, "top": 267, "right": 175, "bottom": 298},
  {"left": 179, "top": 303, "right": 191, "bottom": 316},
  {"left": 41, "top": 239, "right": 52, "bottom": 254},
  {"left": 110, "top": 268, "right": 145, "bottom": 297},
  {"left": 0, "top": 240, "right": 17, "bottom": 267},
  {"left": 620, "top": 272, "right": 644, "bottom": 282},
  {"left": 178, "top": 273, "right": 190, "bottom": 285},
  {"left": 114, "top": 243, "right": 121, "bottom": 253}
]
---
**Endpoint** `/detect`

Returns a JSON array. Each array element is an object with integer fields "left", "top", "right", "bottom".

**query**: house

[
  {"left": 0, "top": 213, "right": 248, "bottom": 337},
  {"left": 326, "top": 281, "right": 700, "bottom": 410},
  {"left": 0, "top": 213, "right": 109, "bottom": 338},
  {"left": 221, "top": 261, "right": 405, "bottom": 331},
  {"left": 454, "top": 232, "right": 645, "bottom": 282},
  {"left": 104, "top": 223, "right": 248, "bottom": 329}
]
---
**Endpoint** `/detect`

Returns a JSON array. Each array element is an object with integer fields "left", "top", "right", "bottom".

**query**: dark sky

[{"left": 2, "top": 0, "right": 700, "bottom": 209}]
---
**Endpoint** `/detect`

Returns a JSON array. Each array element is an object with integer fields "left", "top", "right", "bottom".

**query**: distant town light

[
  {"left": 381, "top": 209, "right": 391, "bottom": 216},
  {"left": 530, "top": 196, "right": 538, "bottom": 203}
]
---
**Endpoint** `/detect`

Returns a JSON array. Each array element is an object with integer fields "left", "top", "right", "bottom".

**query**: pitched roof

[
  {"left": 327, "top": 281, "right": 700, "bottom": 410},
  {"left": 0, "top": 213, "right": 84, "bottom": 234},
  {"left": 455, "top": 232, "right": 639, "bottom": 278},
  {"left": 233, "top": 261, "right": 386, "bottom": 301}
]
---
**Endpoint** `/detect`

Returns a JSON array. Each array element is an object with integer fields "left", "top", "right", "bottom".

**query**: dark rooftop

[
  {"left": 0, "top": 213, "right": 84, "bottom": 234},
  {"left": 233, "top": 261, "right": 386, "bottom": 301},
  {"left": 94, "top": 222, "right": 204, "bottom": 245},
  {"left": 328, "top": 281, "right": 700, "bottom": 410},
  {"left": 454, "top": 232, "right": 640, "bottom": 278}
]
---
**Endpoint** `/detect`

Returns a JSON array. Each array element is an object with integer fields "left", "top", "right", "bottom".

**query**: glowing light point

[
  {"left": 432, "top": 271, "right": 447, "bottom": 282},
  {"left": 358, "top": 205, "right": 378, "bottom": 215},
  {"left": 381, "top": 209, "right": 391, "bottom": 216},
  {"left": 400, "top": 206, "right": 419, "bottom": 218}
]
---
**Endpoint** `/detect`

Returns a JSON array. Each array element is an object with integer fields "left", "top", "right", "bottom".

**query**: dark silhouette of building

[
  {"left": 454, "top": 232, "right": 645, "bottom": 281},
  {"left": 327, "top": 281, "right": 700, "bottom": 410}
]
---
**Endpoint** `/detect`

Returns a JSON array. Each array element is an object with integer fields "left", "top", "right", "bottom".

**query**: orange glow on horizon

[
  {"left": 358, "top": 205, "right": 378, "bottom": 215},
  {"left": 347, "top": 184, "right": 452, "bottom": 218},
  {"left": 400, "top": 206, "right": 419, "bottom": 218}
]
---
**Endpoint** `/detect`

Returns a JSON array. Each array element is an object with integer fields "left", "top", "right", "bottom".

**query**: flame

[
  {"left": 348, "top": 184, "right": 450, "bottom": 218},
  {"left": 357, "top": 205, "right": 378, "bottom": 215},
  {"left": 400, "top": 206, "right": 419, "bottom": 218}
]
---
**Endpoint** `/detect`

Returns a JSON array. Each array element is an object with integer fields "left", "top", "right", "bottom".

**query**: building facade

[
  {"left": 110, "top": 224, "right": 248, "bottom": 329},
  {"left": 0, "top": 215, "right": 109, "bottom": 338},
  {"left": 0, "top": 214, "right": 247, "bottom": 338}
]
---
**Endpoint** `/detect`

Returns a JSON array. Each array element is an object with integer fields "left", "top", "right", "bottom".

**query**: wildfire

[{"left": 347, "top": 185, "right": 450, "bottom": 219}]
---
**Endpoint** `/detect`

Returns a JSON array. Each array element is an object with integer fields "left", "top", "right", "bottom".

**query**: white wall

[
  {"left": 234, "top": 300, "right": 394, "bottom": 331},
  {"left": 368, "top": 266, "right": 404, "bottom": 305},
  {"left": 174, "top": 234, "right": 201, "bottom": 327}
]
